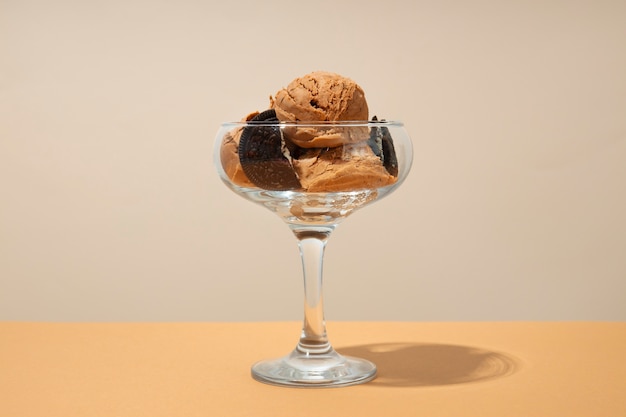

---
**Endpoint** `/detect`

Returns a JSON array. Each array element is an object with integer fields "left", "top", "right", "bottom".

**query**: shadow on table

[{"left": 337, "top": 342, "right": 521, "bottom": 388}]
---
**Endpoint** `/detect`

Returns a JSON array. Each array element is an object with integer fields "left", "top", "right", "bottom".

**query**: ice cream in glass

[{"left": 214, "top": 71, "right": 413, "bottom": 387}]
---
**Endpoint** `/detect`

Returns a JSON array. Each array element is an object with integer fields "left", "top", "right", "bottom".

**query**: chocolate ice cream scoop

[
  {"left": 219, "top": 111, "right": 259, "bottom": 188},
  {"left": 293, "top": 143, "right": 396, "bottom": 192},
  {"left": 272, "top": 71, "right": 369, "bottom": 148}
]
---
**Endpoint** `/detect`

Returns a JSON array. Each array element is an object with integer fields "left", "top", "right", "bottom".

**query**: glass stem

[{"left": 292, "top": 227, "right": 335, "bottom": 355}]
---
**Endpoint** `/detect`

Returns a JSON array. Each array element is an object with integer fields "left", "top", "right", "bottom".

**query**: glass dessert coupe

[{"left": 214, "top": 119, "right": 413, "bottom": 387}]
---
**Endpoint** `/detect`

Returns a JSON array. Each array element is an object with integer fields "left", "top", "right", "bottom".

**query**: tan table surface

[{"left": 1, "top": 321, "right": 625, "bottom": 417}]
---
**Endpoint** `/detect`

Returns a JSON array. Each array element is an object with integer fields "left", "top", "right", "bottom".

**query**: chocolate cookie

[
  {"left": 368, "top": 116, "right": 399, "bottom": 177},
  {"left": 238, "top": 109, "right": 301, "bottom": 190}
]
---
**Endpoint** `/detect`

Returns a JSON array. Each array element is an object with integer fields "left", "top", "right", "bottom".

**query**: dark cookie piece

[
  {"left": 368, "top": 116, "right": 399, "bottom": 177},
  {"left": 238, "top": 109, "right": 301, "bottom": 190}
]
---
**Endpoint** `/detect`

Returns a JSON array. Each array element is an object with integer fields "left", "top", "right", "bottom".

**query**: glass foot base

[{"left": 251, "top": 348, "right": 376, "bottom": 388}]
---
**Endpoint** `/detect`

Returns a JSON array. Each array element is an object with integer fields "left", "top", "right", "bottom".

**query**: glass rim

[{"left": 220, "top": 120, "right": 404, "bottom": 128}]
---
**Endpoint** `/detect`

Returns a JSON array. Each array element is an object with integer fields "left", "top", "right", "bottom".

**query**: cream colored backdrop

[{"left": 1, "top": 0, "right": 625, "bottom": 321}]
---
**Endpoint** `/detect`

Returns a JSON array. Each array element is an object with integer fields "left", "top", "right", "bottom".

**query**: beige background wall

[{"left": 1, "top": 0, "right": 625, "bottom": 322}]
